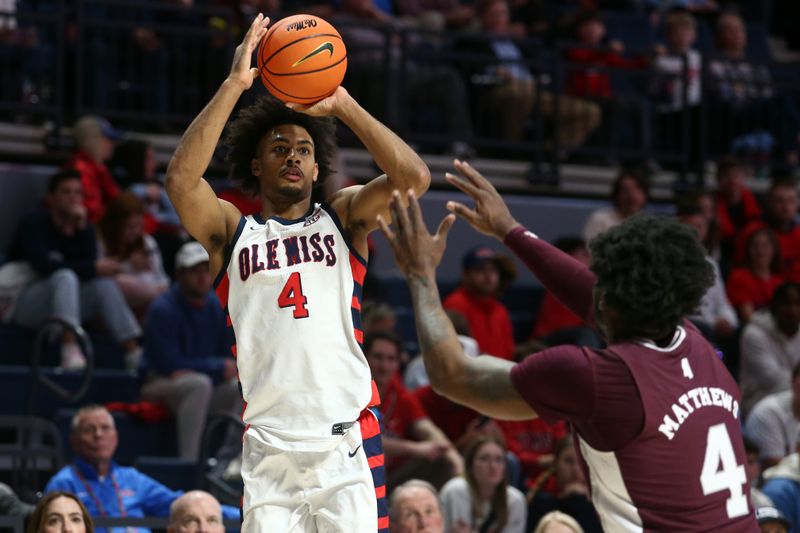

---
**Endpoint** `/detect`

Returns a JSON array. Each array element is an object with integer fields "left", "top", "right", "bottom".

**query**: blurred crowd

[{"left": 1, "top": 0, "right": 800, "bottom": 531}]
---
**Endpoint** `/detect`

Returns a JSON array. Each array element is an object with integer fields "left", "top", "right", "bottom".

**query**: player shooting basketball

[
  {"left": 378, "top": 160, "right": 760, "bottom": 531},
  {"left": 166, "top": 14, "right": 430, "bottom": 533}
]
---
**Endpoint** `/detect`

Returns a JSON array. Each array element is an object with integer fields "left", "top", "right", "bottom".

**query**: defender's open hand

[
  {"left": 445, "top": 160, "right": 519, "bottom": 240},
  {"left": 377, "top": 190, "right": 455, "bottom": 281}
]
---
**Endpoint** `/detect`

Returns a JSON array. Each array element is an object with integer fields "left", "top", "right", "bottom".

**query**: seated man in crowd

[
  {"left": 389, "top": 479, "right": 445, "bottom": 533},
  {"left": 746, "top": 362, "right": 800, "bottom": 469},
  {"left": 167, "top": 491, "right": 226, "bottom": 533},
  {"left": 762, "top": 441, "right": 800, "bottom": 533},
  {"left": 740, "top": 282, "right": 800, "bottom": 413},
  {"left": 7, "top": 169, "right": 141, "bottom": 370},
  {"left": 140, "top": 242, "right": 240, "bottom": 462},
  {"left": 365, "top": 331, "right": 463, "bottom": 489},
  {"left": 68, "top": 115, "right": 121, "bottom": 224},
  {"left": 45, "top": 404, "right": 238, "bottom": 533}
]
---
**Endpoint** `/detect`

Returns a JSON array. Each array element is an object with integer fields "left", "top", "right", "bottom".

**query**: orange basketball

[{"left": 258, "top": 15, "right": 347, "bottom": 104}]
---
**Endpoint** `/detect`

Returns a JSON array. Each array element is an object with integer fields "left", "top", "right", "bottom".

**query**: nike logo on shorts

[{"left": 348, "top": 445, "right": 362, "bottom": 458}]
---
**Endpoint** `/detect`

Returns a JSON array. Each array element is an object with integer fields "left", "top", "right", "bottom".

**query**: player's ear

[
  {"left": 312, "top": 162, "right": 319, "bottom": 183},
  {"left": 251, "top": 158, "right": 261, "bottom": 177}
]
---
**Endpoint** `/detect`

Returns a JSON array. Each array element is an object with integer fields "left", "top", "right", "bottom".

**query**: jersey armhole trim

[
  {"left": 320, "top": 203, "right": 368, "bottom": 267},
  {"left": 213, "top": 216, "right": 247, "bottom": 289}
]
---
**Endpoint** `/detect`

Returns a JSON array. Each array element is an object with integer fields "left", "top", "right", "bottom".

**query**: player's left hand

[
  {"left": 377, "top": 189, "right": 455, "bottom": 281},
  {"left": 286, "top": 86, "right": 351, "bottom": 118}
]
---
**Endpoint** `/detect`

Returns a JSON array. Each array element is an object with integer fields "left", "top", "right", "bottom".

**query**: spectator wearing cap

[
  {"left": 443, "top": 246, "right": 516, "bottom": 360},
  {"left": 140, "top": 242, "right": 240, "bottom": 461},
  {"left": 756, "top": 506, "right": 792, "bottom": 533},
  {"left": 582, "top": 167, "right": 649, "bottom": 243},
  {"left": 68, "top": 115, "right": 121, "bottom": 223}
]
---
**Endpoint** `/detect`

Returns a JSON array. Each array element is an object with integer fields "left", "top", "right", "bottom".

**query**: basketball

[{"left": 257, "top": 15, "right": 348, "bottom": 105}]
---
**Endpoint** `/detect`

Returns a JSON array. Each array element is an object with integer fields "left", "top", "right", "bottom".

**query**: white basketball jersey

[{"left": 214, "top": 203, "right": 374, "bottom": 448}]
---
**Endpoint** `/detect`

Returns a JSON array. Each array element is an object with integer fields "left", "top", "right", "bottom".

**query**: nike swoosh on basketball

[
  {"left": 292, "top": 42, "right": 334, "bottom": 67},
  {"left": 348, "top": 444, "right": 362, "bottom": 458}
]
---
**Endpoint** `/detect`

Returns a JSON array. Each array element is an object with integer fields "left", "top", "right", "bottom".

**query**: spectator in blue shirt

[
  {"left": 45, "top": 405, "right": 239, "bottom": 533},
  {"left": 140, "top": 242, "right": 240, "bottom": 461}
]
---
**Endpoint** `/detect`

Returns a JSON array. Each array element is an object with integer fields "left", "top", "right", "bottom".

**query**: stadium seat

[{"left": 0, "top": 365, "right": 141, "bottom": 418}]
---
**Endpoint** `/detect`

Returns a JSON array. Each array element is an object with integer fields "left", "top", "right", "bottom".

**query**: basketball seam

[
  {"left": 267, "top": 55, "right": 348, "bottom": 77},
  {"left": 260, "top": 71, "right": 340, "bottom": 102}
]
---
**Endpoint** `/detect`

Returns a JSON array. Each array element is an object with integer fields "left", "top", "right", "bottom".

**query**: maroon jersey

[{"left": 505, "top": 226, "right": 759, "bottom": 532}]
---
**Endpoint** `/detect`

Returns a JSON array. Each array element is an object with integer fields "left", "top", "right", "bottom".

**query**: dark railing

[{"left": 2, "top": 1, "right": 800, "bottom": 184}]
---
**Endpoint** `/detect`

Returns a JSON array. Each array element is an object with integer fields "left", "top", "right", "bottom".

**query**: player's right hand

[
  {"left": 228, "top": 13, "right": 270, "bottom": 90},
  {"left": 445, "top": 160, "right": 520, "bottom": 241}
]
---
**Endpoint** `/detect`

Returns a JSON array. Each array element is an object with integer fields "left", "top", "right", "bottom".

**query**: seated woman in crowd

[
  {"left": 440, "top": 435, "right": 527, "bottom": 533},
  {"left": 98, "top": 192, "right": 169, "bottom": 321},
  {"left": 726, "top": 226, "right": 785, "bottom": 323},
  {"left": 27, "top": 492, "right": 94, "bottom": 533},
  {"left": 526, "top": 436, "right": 602, "bottom": 533}
]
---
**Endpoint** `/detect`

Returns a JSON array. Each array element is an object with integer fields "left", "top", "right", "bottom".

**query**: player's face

[
  {"left": 366, "top": 339, "right": 400, "bottom": 389},
  {"left": 71, "top": 409, "right": 118, "bottom": 465},
  {"left": 253, "top": 125, "right": 319, "bottom": 202},
  {"left": 462, "top": 262, "right": 499, "bottom": 298},
  {"left": 42, "top": 496, "right": 87, "bottom": 533},
  {"left": 393, "top": 488, "right": 444, "bottom": 533},
  {"left": 170, "top": 495, "right": 224, "bottom": 533},
  {"left": 471, "top": 441, "right": 506, "bottom": 489}
]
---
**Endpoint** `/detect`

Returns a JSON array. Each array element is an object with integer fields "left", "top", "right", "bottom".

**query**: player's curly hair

[
  {"left": 589, "top": 213, "right": 714, "bottom": 340},
  {"left": 224, "top": 95, "right": 337, "bottom": 197}
]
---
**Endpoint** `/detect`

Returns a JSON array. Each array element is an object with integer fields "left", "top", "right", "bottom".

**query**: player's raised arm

[
  {"left": 289, "top": 88, "right": 431, "bottom": 238},
  {"left": 378, "top": 190, "right": 534, "bottom": 420},
  {"left": 165, "top": 14, "right": 270, "bottom": 272},
  {"left": 446, "top": 160, "right": 597, "bottom": 325}
]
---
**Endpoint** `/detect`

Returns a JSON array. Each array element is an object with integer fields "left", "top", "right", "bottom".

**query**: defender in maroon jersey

[{"left": 376, "top": 161, "right": 759, "bottom": 532}]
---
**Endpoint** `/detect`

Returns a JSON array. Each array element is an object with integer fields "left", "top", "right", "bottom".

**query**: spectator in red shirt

[
  {"left": 67, "top": 116, "right": 121, "bottom": 223},
  {"left": 531, "top": 237, "right": 602, "bottom": 348},
  {"left": 443, "top": 247, "right": 516, "bottom": 360},
  {"left": 715, "top": 157, "right": 762, "bottom": 262},
  {"left": 565, "top": 10, "right": 649, "bottom": 99},
  {"left": 495, "top": 417, "right": 568, "bottom": 489},
  {"left": 737, "top": 179, "right": 800, "bottom": 282},
  {"left": 364, "top": 332, "right": 463, "bottom": 489},
  {"left": 726, "top": 227, "right": 785, "bottom": 323}
]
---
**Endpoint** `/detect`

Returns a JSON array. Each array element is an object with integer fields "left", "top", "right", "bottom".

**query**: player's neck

[{"left": 260, "top": 196, "right": 312, "bottom": 221}]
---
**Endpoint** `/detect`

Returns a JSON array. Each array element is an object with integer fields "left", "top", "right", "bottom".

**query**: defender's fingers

[
  {"left": 435, "top": 214, "right": 456, "bottom": 242},
  {"left": 445, "top": 172, "right": 481, "bottom": 198},
  {"left": 446, "top": 201, "right": 481, "bottom": 226},
  {"left": 406, "top": 189, "right": 424, "bottom": 233},
  {"left": 376, "top": 214, "right": 396, "bottom": 244},
  {"left": 454, "top": 159, "right": 493, "bottom": 190},
  {"left": 391, "top": 190, "right": 411, "bottom": 236}
]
